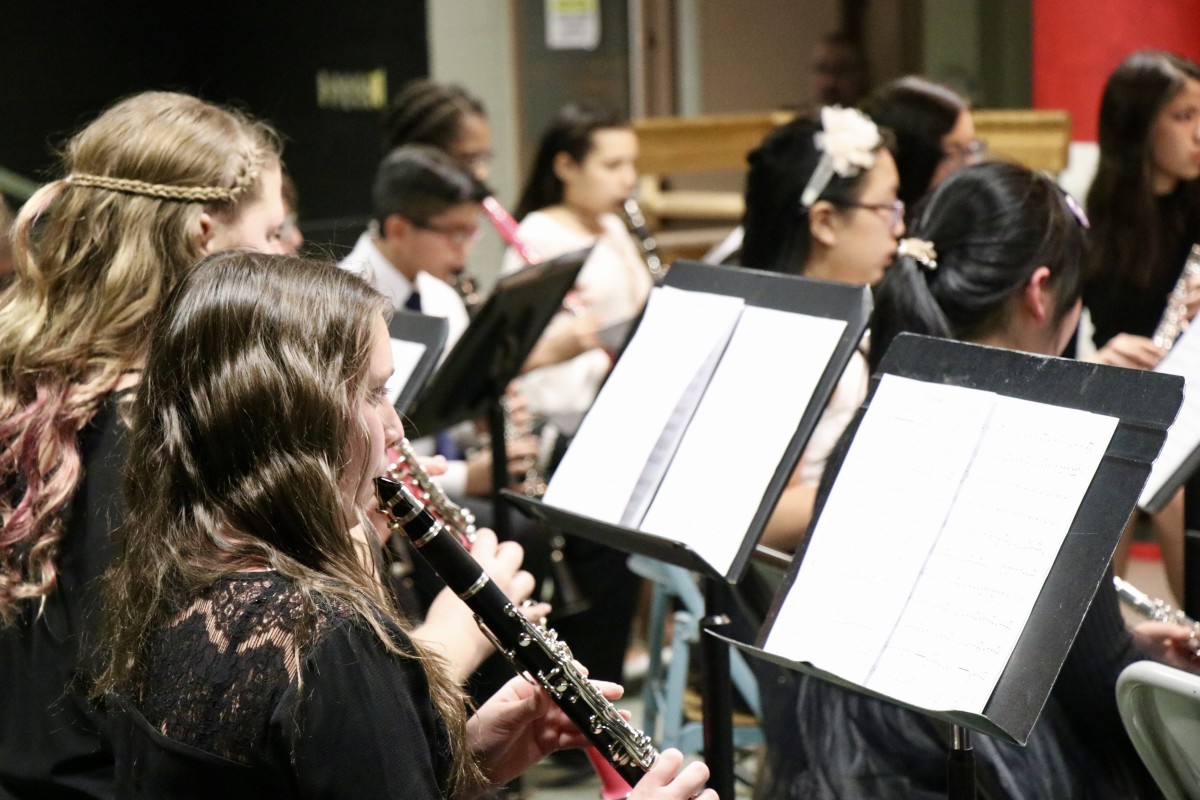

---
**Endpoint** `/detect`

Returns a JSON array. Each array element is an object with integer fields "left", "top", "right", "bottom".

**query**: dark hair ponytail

[{"left": 870, "top": 161, "right": 1086, "bottom": 371}]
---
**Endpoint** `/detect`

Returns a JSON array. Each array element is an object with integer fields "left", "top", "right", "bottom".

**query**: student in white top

[{"left": 504, "top": 103, "right": 654, "bottom": 417}]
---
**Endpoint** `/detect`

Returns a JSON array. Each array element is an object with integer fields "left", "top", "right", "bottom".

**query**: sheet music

[
  {"left": 764, "top": 375, "right": 1117, "bottom": 713},
  {"left": 543, "top": 286, "right": 745, "bottom": 523},
  {"left": 386, "top": 339, "right": 428, "bottom": 405},
  {"left": 1140, "top": 323, "right": 1200, "bottom": 509},
  {"left": 640, "top": 308, "right": 847, "bottom": 575}
]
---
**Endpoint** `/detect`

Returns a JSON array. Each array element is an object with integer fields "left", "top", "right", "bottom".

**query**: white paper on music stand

[
  {"left": 1139, "top": 323, "right": 1200, "bottom": 509},
  {"left": 386, "top": 339, "right": 428, "bottom": 405},
  {"left": 543, "top": 286, "right": 745, "bottom": 523},
  {"left": 764, "top": 375, "right": 1118, "bottom": 714},
  {"left": 640, "top": 308, "right": 848, "bottom": 575}
]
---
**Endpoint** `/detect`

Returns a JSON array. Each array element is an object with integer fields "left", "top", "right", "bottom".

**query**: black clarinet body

[{"left": 375, "top": 476, "right": 658, "bottom": 786}]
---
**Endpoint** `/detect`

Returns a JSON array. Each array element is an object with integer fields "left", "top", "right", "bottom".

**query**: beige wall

[{"left": 694, "top": 0, "right": 839, "bottom": 114}]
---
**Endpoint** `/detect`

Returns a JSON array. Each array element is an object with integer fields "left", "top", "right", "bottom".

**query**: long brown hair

[
  {"left": 1086, "top": 50, "right": 1200, "bottom": 290},
  {"left": 96, "top": 252, "right": 481, "bottom": 793},
  {"left": 0, "top": 91, "right": 280, "bottom": 620}
]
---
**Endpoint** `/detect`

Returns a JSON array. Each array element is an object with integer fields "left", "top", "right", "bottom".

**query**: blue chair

[
  {"left": 1116, "top": 660, "right": 1200, "bottom": 800},
  {"left": 628, "top": 554, "right": 763, "bottom": 755}
]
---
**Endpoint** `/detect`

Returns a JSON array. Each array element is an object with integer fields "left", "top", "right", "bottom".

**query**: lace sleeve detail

[{"left": 135, "top": 574, "right": 331, "bottom": 764}]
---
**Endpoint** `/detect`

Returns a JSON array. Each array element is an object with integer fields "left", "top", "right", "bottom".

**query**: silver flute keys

[
  {"left": 1151, "top": 243, "right": 1200, "bottom": 351},
  {"left": 1113, "top": 575, "right": 1200, "bottom": 657}
]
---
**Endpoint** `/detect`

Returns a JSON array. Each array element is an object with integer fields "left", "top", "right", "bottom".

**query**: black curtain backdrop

[{"left": 0, "top": 0, "right": 428, "bottom": 250}]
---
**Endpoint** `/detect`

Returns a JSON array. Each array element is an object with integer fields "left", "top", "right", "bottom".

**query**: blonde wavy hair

[{"left": 0, "top": 91, "right": 281, "bottom": 620}]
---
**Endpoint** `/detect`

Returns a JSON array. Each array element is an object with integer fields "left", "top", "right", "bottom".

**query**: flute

[
  {"left": 1151, "top": 243, "right": 1200, "bottom": 351},
  {"left": 1113, "top": 575, "right": 1200, "bottom": 657},
  {"left": 374, "top": 476, "right": 658, "bottom": 786}
]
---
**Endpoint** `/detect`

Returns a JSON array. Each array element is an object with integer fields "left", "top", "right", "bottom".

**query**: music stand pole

[
  {"left": 699, "top": 578, "right": 735, "bottom": 799},
  {"left": 947, "top": 724, "right": 976, "bottom": 800},
  {"left": 488, "top": 397, "right": 512, "bottom": 539}
]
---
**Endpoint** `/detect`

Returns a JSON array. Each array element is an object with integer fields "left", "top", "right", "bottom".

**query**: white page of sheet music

[
  {"left": 867, "top": 394, "right": 1117, "bottom": 711},
  {"left": 764, "top": 375, "right": 1117, "bottom": 714},
  {"left": 640, "top": 308, "right": 848, "bottom": 575},
  {"left": 543, "top": 286, "right": 745, "bottom": 524},
  {"left": 1140, "top": 323, "right": 1200, "bottom": 508},
  {"left": 386, "top": 339, "right": 428, "bottom": 405},
  {"left": 765, "top": 376, "right": 995, "bottom": 682}
]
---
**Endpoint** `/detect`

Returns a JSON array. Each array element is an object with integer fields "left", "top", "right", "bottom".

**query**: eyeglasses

[
  {"left": 413, "top": 220, "right": 483, "bottom": 247},
  {"left": 451, "top": 150, "right": 493, "bottom": 176},
  {"left": 942, "top": 138, "right": 987, "bottom": 166},
  {"left": 841, "top": 198, "right": 906, "bottom": 229}
]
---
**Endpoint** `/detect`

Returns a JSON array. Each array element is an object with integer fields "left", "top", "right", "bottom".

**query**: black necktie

[{"left": 404, "top": 290, "right": 422, "bottom": 312}]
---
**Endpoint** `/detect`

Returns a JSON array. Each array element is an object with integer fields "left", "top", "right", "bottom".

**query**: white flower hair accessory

[
  {"left": 799, "top": 106, "right": 882, "bottom": 209},
  {"left": 897, "top": 238, "right": 938, "bottom": 271}
]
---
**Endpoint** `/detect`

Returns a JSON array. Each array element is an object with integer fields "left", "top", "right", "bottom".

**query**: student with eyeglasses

[
  {"left": 339, "top": 145, "right": 537, "bottom": 507},
  {"left": 860, "top": 75, "right": 984, "bottom": 212},
  {"left": 738, "top": 106, "right": 904, "bottom": 553}
]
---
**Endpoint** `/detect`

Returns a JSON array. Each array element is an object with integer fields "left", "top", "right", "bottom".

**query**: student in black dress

[
  {"left": 95, "top": 251, "right": 712, "bottom": 800},
  {"left": 1084, "top": 50, "right": 1200, "bottom": 599},
  {"left": 0, "top": 91, "right": 289, "bottom": 800},
  {"left": 756, "top": 161, "right": 1199, "bottom": 800}
]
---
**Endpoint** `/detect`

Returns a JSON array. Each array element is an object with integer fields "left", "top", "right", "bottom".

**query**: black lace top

[{"left": 114, "top": 573, "right": 453, "bottom": 799}]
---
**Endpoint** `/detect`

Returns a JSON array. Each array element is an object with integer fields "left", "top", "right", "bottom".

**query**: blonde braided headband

[
  {"left": 66, "top": 173, "right": 238, "bottom": 202},
  {"left": 65, "top": 147, "right": 265, "bottom": 203}
]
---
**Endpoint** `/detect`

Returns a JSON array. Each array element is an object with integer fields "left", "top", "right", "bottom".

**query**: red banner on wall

[{"left": 1033, "top": 0, "right": 1200, "bottom": 141}]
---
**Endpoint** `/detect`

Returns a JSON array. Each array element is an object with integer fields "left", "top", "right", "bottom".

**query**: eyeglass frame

[
  {"left": 411, "top": 219, "right": 484, "bottom": 247},
  {"left": 942, "top": 138, "right": 987, "bottom": 166},
  {"left": 837, "top": 198, "right": 906, "bottom": 229}
]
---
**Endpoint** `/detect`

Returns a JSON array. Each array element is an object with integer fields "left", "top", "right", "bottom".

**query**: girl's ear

[
  {"left": 1023, "top": 265, "right": 1053, "bottom": 324},
  {"left": 808, "top": 200, "right": 839, "bottom": 247},
  {"left": 552, "top": 152, "right": 579, "bottom": 186},
  {"left": 197, "top": 212, "right": 216, "bottom": 254}
]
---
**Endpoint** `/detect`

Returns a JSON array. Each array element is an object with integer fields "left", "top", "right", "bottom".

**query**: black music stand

[
  {"left": 723, "top": 334, "right": 1182, "bottom": 800},
  {"left": 505, "top": 260, "right": 873, "bottom": 798},
  {"left": 405, "top": 249, "right": 590, "bottom": 536},
  {"left": 386, "top": 310, "right": 449, "bottom": 416}
]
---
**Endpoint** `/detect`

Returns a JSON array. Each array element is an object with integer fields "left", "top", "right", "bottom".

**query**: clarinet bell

[{"left": 546, "top": 534, "right": 592, "bottom": 619}]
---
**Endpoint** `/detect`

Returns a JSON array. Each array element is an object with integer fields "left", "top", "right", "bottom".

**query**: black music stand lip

[
  {"left": 403, "top": 248, "right": 591, "bottom": 537},
  {"left": 503, "top": 261, "right": 874, "bottom": 799},
  {"left": 730, "top": 334, "right": 1182, "bottom": 798},
  {"left": 386, "top": 310, "right": 449, "bottom": 416}
]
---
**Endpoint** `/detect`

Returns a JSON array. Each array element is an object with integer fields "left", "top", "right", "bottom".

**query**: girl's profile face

[
  {"left": 1149, "top": 76, "right": 1200, "bottom": 194},
  {"left": 203, "top": 163, "right": 288, "bottom": 255},
  {"left": 558, "top": 127, "right": 639, "bottom": 215},
  {"left": 449, "top": 111, "right": 493, "bottom": 182},
  {"left": 343, "top": 314, "right": 403, "bottom": 512},
  {"left": 823, "top": 149, "right": 905, "bottom": 286}
]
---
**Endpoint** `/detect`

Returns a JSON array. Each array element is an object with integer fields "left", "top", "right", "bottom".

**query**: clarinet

[
  {"left": 619, "top": 197, "right": 666, "bottom": 284},
  {"left": 482, "top": 196, "right": 542, "bottom": 265},
  {"left": 375, "top": 475, "right": 658, "bottom": 786},
  {"left": 1151, "top": 243, "right": 1200, "bottom": 350},
  {"left": 1113, "top": 575, "right": 1200, "bottom": 657}
]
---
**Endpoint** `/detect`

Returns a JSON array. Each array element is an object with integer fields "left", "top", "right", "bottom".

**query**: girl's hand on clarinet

[
  {"left": 468, "top": 676, "right": 626, "bottom": 787},
  {"left": 630, "top": 748, "right": 716, "bottom": 800}
]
